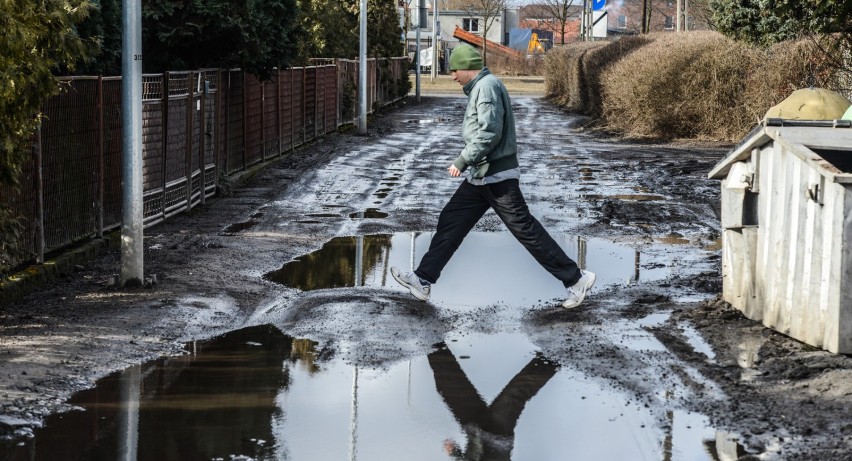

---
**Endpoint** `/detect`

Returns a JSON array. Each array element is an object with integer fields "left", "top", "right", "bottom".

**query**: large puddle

[
  {"left": 1, "top": 233, "right": 728, "bottom": 460},
  {"left": 265, "top": 232, "right": 696, "bottom": 306},
  {"left": 1, "top": 325, "right": 746, "bottom": 461}
]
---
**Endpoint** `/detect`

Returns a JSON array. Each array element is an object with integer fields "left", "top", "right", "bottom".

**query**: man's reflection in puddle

[{"left": 427, "top": 343, "right": 559, "bottom": 460}]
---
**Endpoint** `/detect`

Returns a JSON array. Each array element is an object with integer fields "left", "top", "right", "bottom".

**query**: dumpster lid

[{"left": 708, "top": 119, "right": 852, "bottom": 180}]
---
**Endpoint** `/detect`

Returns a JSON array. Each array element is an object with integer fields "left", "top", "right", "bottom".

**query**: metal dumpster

[{"left": 708, "top": 118, "right": 852, "bottom": 354}]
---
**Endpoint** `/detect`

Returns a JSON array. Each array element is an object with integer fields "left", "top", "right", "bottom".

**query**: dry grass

[
  {"left": 485, "top": 53, "right": 546, "bottom": 76},
  {"left": 408, "top": 74, "right": 545, "bottom": 96}
]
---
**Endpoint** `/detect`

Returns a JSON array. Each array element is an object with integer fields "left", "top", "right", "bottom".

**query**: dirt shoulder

[{"left": 410, "top": 73, "right": 545, "bottom": 96}]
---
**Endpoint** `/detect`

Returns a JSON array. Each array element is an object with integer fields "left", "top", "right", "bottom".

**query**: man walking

[{"left": 391, "top": 44, "right": 595, "bottom": 309}]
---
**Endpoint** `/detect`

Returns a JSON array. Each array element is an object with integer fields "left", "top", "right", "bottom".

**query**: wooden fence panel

[
  {"left": 324, "top": 66, "right": 338, "bottom": 135},
  {"left": 263, "top": 75, "right": 280, "bottom": 159},
  {"left": 280, "top": 70, "right": 294, "bottom": 152},
  {"left": 244, "top": 74, "right": 264, "bottom": 167},
  {"left": 226, "top": 71, "right": 245, "bottom": 174},
  {"left": 303, "top": 67, "right": 317, "bottom": 143},
  {"left": 291, "top": 68, "right": 305, "bottom": 146}
]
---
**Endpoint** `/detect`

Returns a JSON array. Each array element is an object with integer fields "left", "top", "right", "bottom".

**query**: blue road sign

[{"left": 593, "top": 0, "right": 606, "bottom": 11}]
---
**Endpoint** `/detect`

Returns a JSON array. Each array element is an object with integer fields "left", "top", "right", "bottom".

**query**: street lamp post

[{"left": 121, "top": 0, "right": 143, "bottom": 286}]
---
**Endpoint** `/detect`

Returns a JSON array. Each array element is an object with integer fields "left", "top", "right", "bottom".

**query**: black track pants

[{"left": 415, "top": 179, "right": 581, "bottom": 287}]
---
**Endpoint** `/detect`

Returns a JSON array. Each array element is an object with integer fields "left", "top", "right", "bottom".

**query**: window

[
  {"left": 664, "top": 16, "right": 674, "bottom": 29},
  {"left": 463, "top": 18, "right": 479, "bottom": 32},
  {"left": 617, "top": 15, "right": 627, "bottom": 29}
]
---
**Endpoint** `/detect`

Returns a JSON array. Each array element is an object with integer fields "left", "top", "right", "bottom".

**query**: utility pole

[
  {"left": 416, "top": 0, "right": 425, "bottom": 102},
  {"left": 121, "top": 0, "right": 143, "bottom": 286},
  {"left": 431, "top": 0, "right": 439, "bottom": 81},
  {"left": 358, "top": 0, "right": 368, "bottom": 134},
  {"left": 676, "top": 0, "right": 681, "bottom": 32}
]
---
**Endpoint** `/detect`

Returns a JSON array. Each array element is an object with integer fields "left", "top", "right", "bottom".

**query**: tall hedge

[{"left": 545, "top": 32, "right": 847, "bottom": 142}]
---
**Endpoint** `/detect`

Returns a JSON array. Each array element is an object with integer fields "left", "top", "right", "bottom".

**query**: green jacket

[{"left": 452, "top": 68, "right": 518, "bottom": 180}]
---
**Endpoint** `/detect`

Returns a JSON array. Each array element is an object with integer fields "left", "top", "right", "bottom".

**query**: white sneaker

[
  {"left": 563, "top": 270, "right": 596, "bottom": 309},
  {"left": 391, "top": 266, "right": 431, "bottom": 301}
]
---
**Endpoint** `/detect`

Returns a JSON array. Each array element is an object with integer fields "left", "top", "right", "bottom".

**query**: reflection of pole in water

[
  {"left": 577, "top": 236, "right": 587, "bottom": 269},
  {"left": 118, "top": 365, "right": 141, "bottom": 461},
  {"left": 662, "top": 389, "right": 673, "bottom": 461},
  {"left": 407, "top": 359, "right": 412, "bottom": 406},
  {"left": 381, "top": 245, "right": 390, "bottom": 286},
  {"left": 633, "top": 250, "right": 640, "bottom": 284},
  {"left": 409, "top": 232, "right": 416, "bottom": 271},
  {"left": 712, "top": 430, "right": 746, "bottom": 460},
  {"left": 355, "top": 235, "right": 364, "bottom": 287},
  {"left": 349, "top": 366, "right": 359, "bottom": 461}
]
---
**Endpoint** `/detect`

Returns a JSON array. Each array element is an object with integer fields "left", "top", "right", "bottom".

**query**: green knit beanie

[{"left": 449, "top": 44, "right": 483, "bottom": 71}]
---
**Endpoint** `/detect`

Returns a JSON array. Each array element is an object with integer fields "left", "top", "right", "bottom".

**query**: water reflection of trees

[
  {"left": 2, "top": 325, "right": 294, "bottom": 461},
  {"left": 290, "top": 338, "right": 321, "bottom": 374},
  {"left": 266, "top": 235, "right": 393, "bottom": 290}
]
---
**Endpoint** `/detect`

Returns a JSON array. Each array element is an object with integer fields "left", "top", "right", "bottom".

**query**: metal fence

[{"left": 0, "top": 58, "right": 409, "bottom": 270}]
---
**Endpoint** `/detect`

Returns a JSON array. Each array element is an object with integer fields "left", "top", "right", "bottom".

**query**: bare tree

[
  {"left": 460, "top": 0, "right": 510, "bottom": 65},
  {"left": 537, "top": 0, "right": 580, "bottom": 45}
]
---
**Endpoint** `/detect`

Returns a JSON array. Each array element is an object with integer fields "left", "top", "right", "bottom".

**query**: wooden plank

[
  {"left": 795, "top": 165, "right": 822, "bottom": 345},
  {"left": 783, "top": 155, "right": 804, "bottom": 334},
  {"left": 820, "top": 183, "right": 844, "bottom": 351},
  {"left": 837, "top": 187, "right": 852, "bottom": 353}
]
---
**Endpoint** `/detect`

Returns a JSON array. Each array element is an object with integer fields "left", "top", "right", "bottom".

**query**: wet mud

[{"left": 1, "top": 96, "right": 851, "bottom": 460}]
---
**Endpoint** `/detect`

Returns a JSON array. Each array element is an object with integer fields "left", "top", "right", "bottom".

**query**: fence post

[
  {"left": 161, "top": 72, "right": 169, "bottom": 221},
  {"left": 277, "top": 70, "right": 282, "bottom": 155},
  {"left": 186, "top": 71, "right": 194, "bottom": 212},
  {"left": 199, "top": 71, "right": 207, "bottom": 206},
  {"left": 336, "top": 61, "right": 341, "bottom": 127},
  {"left": 315, "top": 67, "right": 320, "bottom": 139},
  {"left": 214, "top": 69, "right": 221, "bottom": 192},
  {"left": 335, "top": 64, "right": 340, "bottom": 128},
  {"left": 261, "top": 79, "right": 266, "bottom": 162},
  {"left": 35, "top": 123, "right": 45, "bottom": 265},
  {"left": 242, "top": 71, "right": 247, "bottom": 170},
  {"left": 224, "top": 70, "right": 231, "bottom": 175},
  {"left": 290, "top": 70, "right": 295, "bottom": 149},
  {"left": 97, "top": 76, "right": 104, "bottom": 238}
]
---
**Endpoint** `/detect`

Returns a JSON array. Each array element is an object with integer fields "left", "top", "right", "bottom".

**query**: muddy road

[{"left": 1, "top": 96, "right": 850, "bottom": 460}]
